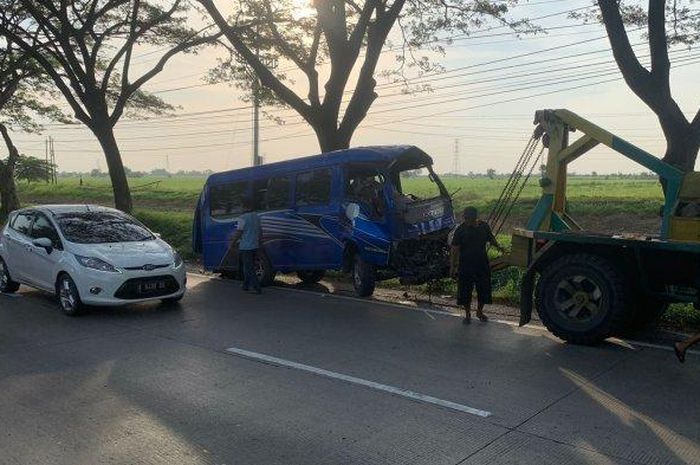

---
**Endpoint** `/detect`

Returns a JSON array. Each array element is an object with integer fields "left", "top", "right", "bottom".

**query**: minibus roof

[{"left": 206, "top": 145, "right": 431, "bottom": 185}]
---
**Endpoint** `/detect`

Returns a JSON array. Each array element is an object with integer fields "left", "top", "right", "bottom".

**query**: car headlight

[
  {"left": 75, "top": 255, "right": 120, "bottom": 273},
  {"left": 173, "top": 251, "right": 183, "bottom": 268}
]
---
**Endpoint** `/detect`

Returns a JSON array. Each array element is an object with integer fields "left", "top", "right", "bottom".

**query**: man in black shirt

[{"left": 450, "top": 207, "right": 506, "bottom": 324}]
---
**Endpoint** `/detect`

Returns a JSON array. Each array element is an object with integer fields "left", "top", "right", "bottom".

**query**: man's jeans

[{"left": 240, "top": 249, "right": 261, "bottom": 292}]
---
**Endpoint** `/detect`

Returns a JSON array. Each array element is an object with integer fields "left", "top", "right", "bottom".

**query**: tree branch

[
  {"left": 198, "top": 0, "right": 314, "bottom": 122},
  {"left": 340, "top": 0, "right": 405, "bottom": 140},
  {"left": 102, "top": 0, "right": 180, "bottom": 95},
  {"left": 598, "top": 0, "right": 688, "bottom": 129},
  {"left": 120, "top": 0, "right": 142, "bottom": 96},
  {"left": 648, "top": 0, "right": 671, "bottom": 84},
  {"left": 307, "top": 23, "right": 322, "bottom": 107},
  {"left": 0, "top": 123, "right": 20, "bottom": 167},
  {"left": 110, "top": 27, "right": 223, "bottom": 125},
  {"left": 597, "top": 0, "right": 650, "bottom": 84},
  {"left": 0, "top": 25, "right": 90, "bottom": 124}
]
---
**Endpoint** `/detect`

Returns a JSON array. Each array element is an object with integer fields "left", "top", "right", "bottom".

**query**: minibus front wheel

[
  {"left": 255, "top": 252, "right": 277, "bottom": 287},
  {"left": 352, "top": 255, "right": 376, "bottom": 297}
]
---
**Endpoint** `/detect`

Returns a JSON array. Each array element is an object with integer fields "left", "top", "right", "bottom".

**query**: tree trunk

[
  {"left": 313, "top": 121, "right": 352, "bottom": 153},
  {"left": 93, "top": 127, "right": 133, "bottom": 213},
  {"left": 0, "top": 124, "right": 20, "bottom": 218},
  {"left": 662, "top": 127, "right": 699, "bottom": 172}
]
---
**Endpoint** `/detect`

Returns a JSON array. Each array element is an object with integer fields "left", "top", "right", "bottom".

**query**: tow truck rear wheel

[
  {"left": 352, "top": 254, "right": 376, "bottom": 297},
  {"left": 297, "top": 270, "right": 325, "bottom": 284},
  {"left": 535, "top": 253, "right": 626, "bottom": 346}
]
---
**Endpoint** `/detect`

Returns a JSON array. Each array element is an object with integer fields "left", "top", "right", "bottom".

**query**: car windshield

[
  {"left": 393, "top": 165, "right": 447, "bottom": 201},
  {"left": 55, "top": 211, "right": 154, "bottom": 244}
]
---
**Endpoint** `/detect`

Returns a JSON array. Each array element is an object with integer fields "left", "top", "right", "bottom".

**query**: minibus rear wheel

[
  {"left": 352, "top": 255, "right": 376, "bottom": 297},
  {"left": 297, "top": 270, "right": 325, "bottom": 284}
]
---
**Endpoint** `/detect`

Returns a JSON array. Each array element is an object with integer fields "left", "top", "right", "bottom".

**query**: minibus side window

[
  {"left": 296, "top": 169, "right": 331, "bottom": 206},
  {"left": 265, "top": 176, "right": 292, "bottom": 210},
  {"left": 253, "top": 179, "right": 268, "bottom": 211},
  {"left": 346, "top": 167, "right": 386, "bottom": 218},
  {"left": 210, "top": 181, "right": 248, "bottom": 219}
]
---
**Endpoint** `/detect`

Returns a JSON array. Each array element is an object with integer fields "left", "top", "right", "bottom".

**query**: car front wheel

[
  {"left": 0, "top": 258, "right": 20, "bottom": 294},
  {"left": 57, "top": 274, "right": 84, "bottom": 316}
]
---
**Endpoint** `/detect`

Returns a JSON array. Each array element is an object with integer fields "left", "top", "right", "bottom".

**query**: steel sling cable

[
  {"left": 486, "top": 134, "right": 537, "bottom": 226},
  {"left": 489, "top": 141, "right": 537, "bottom": 232},
  {"left": 488, "top": 132, "right": 540, "bottom": 230},
  {"left": 493, "top": 143, "right": 545, "bottom": 238}
]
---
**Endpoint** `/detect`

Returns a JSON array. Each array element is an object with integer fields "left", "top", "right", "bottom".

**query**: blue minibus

[{"left": 193, "top": 145, "right": 455, "bottom": 296}]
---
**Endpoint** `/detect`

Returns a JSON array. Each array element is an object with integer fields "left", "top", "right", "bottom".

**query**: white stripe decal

[
  {"left": 262, "top": 221, "right": 321, "bottom": 229},
  {"left": 225, "top": 346, "right": 492, "bottom": 418},
  {"left": 262, "top": 217, "right": 318, "bottom": 226},
  {"left": 264, "top": 228, "right": 329, "bottom": 239}
]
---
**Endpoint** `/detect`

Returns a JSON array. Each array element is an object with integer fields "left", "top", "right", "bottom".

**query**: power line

[
  {"left": 50, "top": 129, "right": 316, "bottom": 155},
  {"left": 367, "top": 55, "right": 700, "bottom": 116},
  {"left": 40, "top": 33, "right": 620, "bottom": 129},
  {"left": 143, "top": 5, "right": 597, "bottom": 93},
  {"left": 370, "top": 52, "right": 700, "bottom": 111}
]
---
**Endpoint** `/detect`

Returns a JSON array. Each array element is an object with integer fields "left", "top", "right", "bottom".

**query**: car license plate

[{"left": 138, "top": 281, "right": 166, "bottom": 293}]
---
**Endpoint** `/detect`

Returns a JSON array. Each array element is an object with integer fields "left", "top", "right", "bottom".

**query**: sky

[{"left": 10, "top": 0, "right": 700, "bottom": 176}]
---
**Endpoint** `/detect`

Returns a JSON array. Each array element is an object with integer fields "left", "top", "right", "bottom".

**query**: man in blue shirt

[{"left": 230, "top": 197, "right": 262, "bottom": 294}]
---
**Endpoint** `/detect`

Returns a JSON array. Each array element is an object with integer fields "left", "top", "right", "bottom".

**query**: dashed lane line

[{"left": 225, "top": 346, "right": 492, "bottom": 418}]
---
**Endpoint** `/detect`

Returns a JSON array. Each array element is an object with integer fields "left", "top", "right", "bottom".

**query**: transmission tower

[{"left": 453, "top": 139, "right": 461, "bottom": 175}]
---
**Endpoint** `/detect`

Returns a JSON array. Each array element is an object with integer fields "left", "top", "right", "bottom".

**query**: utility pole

[
  {"left": 252, "top": 91, "right": 261, "bottom": 167},
  {"left": 453, "top": 138, "right": 461, "bottom": 175},
  {"left": 251, "top": 25, "right": 262, "bottom": 167},
  {"left": 45, "top": 137, "right": 50, "bottom": 183},
  {"left": 165, "top": 154, "right": 170, "bottom": 173},
  {"left": 49, "top": 136, "right": 57, "bottom": 183}
]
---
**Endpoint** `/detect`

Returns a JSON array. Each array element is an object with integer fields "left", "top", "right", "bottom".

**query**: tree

[
  {"left": 0, "top": 10, "right": 65, "bottom": 217},
  {"left": 594, "top": 0, "right": 700, "bottom": 172},
  {"left": 0, "top": 0, "right": 222, "bottom": 212},
  {"left": 486, "top": 168, "right": 496, "bottom": 179},
  {"left": 199, "top": 0, "right": 531, "bottom": 153},
  {"left": 0, "top": 125, "right": 20, "bottom": 217},
  {"left": 14, "top": 155, "right": 55, "bottom": 183}
]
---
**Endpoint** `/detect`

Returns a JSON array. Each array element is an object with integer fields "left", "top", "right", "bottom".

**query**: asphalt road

[{"left": 1, "top": 274, "right": 699, "bottom": 465}]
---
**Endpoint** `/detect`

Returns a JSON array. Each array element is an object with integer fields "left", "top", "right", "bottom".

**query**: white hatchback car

[{"left": 0, "top": 205, "right": 186, "bottom": 315}]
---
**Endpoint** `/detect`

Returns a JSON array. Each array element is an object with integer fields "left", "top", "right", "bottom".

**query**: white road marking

[
  {"left": 0, "top": 292, "right": 21, "bottom": 298},
  {"left": 613, "top": 338, "right": 700, "bottom": 356},
  {"left": 225, "top": 346, "right": 492, "bottom": 418}
]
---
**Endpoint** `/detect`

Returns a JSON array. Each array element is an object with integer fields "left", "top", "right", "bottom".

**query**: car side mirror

[
  {"left": 32, "top": 237, "right": 54, "bottom": 254},
  {"left": 153, "top": 232, "right": 162, "bottom": 238}
]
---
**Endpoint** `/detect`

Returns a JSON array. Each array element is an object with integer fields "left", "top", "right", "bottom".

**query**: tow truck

[{"left": 504, "top": 109, "right": 700, "bottom": 345}]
